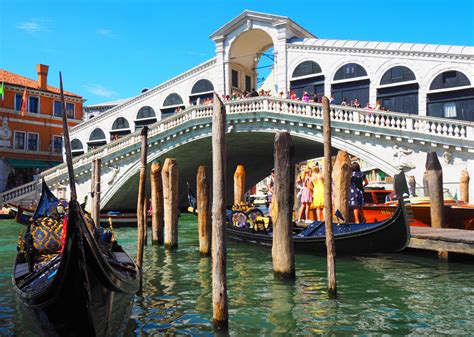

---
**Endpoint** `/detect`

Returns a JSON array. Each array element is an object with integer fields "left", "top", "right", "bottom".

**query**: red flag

[{"left": 20, "top": 87, "right": 27, "bottom": 116}]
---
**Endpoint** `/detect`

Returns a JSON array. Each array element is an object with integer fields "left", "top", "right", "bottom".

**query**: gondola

[
  {"left": 12, "top": 73, "right": 140, "bottom": 337},
  {"left": 227, "top": 199, "right": 410, "bottom": 254}
]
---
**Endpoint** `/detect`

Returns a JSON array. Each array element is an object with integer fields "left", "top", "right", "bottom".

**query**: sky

[{"left": 1, "top": 0, "right": 473, "bottom": 105}]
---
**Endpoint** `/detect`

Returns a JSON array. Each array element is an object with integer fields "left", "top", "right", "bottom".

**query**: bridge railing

[
  {"left": 225, "top": 97, "right": 473, "bottom": 139},
  {"left": 1, "top": 180, "right": 38, "bottom": 204},
  {"left": 2, "top": 97, "right": 473, "bottom": 202}
]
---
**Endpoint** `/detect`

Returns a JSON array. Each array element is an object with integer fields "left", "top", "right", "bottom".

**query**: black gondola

[
  {"left": 227, "top": 200, "right": 410, "bottom": 254},
  {"left": 12, "top": 73, "right": 140, "bottom": 337}
]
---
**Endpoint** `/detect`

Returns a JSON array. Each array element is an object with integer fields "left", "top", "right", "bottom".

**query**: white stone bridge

[{"left": 2, "top": 97, "right": 473, "bottom": 211}]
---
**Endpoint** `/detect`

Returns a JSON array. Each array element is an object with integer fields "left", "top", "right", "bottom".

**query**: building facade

[
  {"left": 0, "top": 64, "right": 84, "bottom": 192},
  {"left": 68, "top": 11, "right": 473, "bottom": 154}
]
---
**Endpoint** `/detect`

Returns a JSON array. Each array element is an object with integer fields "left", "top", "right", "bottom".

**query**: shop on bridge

[
  {"left": 161, "top": 93, "right": 185, "bottom": 116},
  {"left": 289, "top": 61, "right": 324, "bottom": 99},
  {"left": 87, "top": 128, "right": 107, "bottom": 150},
  {"left": 331, "top": 63, "right": 370, "bottom": 107},
  {"left": 189, "top": 79, "right": 214, "bottom": 105},
  {"left": 377, "top": 66, "right": 419, "bottom": 114},
  {"left": 110, "top": 117, "right": 131, "bottom": 140},
  {"left": 427, "top": 71, "right": 474, "bottom": 121},
  {"left": 134, "top": 106, "right": 157, "bottom": 130}
]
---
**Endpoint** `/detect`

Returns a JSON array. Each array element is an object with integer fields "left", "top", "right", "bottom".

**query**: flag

[
  {"left": 0, "top": 82, "right": 4, "bottom": 107},
  {"left": 21, "top": 87, "right": 27, "bottom": 116}
]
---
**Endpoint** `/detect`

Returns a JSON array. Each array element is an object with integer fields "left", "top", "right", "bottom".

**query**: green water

[{"left": 1, "top": 215, "right": 473, "bottom": 336}]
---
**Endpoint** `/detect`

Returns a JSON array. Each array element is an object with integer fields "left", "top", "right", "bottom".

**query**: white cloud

[
  {"left": 83, "top": 84, "right": 118, "bottom": 98},
  {"left": 16, "top": 19, "right": 51, "bottom": 34},
  {"left": 98, "top": 28, "right": 116, "bottom": 38}
]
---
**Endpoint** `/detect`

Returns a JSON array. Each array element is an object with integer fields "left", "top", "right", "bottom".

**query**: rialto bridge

[
  {"left": 1, "top": 10, "right": 473, "bottom": 209},
  {"left": 2, "top": 97, "right": 473, "bottom": 210}
]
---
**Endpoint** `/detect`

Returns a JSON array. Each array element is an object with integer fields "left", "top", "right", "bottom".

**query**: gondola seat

[{"left": 31, "top": 217, "right": 63, "bottom": 254}]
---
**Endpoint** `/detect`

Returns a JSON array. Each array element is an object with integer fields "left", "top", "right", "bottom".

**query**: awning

[{"left": 6, "top": 159, "right": 62, "bottom": 169}]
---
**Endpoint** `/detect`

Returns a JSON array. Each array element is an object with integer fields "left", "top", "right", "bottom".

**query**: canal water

[{"left": 1, "top": 215, "right": 473, "bottom": 336}]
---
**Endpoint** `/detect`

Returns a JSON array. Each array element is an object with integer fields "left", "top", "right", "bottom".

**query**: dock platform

[{"left": 409, "top": 227, "right": 474, "bottom": 256}]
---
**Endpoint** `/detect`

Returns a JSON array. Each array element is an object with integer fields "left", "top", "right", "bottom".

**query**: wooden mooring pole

[
  {"left": 332, "top": 151, "right": 351, "bottom": 224},
  {"left": 460, "top": 169, "right": 470, "bottom": 203},
  {"left": 426, "top": 152, "right": 447, "bottom": 260},
  {"left": 151, "top": 161, "right": 164, "bottom": 245},
  {"left": 426, "top": 152, "right": 444, "bottom": 229},
  {"left": 162, "top": 158, "right": 179, "bottom": 249},
  {"left": 322, "top": 96, "right": 337, "bottom": 298},
  {"left": 136, "top": 126, "right": 148, "bottom": 270},
  {"left": 271, "top": 132, "right": 295, "bottom": 279},
  {"left": 91, "top": 158, "right": 101, "bottom": 226},
  {"left": 197, "top": 165, "right": 211, "bottom": 256},
  {"left": 233, "top": 165, "right": 246, "bottom": 206},
  {"left": 143, "top": 197, "right": 148, "bottom": 246},
  {"left": 211, "top": 93, "right": 228, "bottom": 331}
]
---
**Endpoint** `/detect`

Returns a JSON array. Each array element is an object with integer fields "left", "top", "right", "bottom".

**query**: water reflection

[
  {"left": 267, "top": 278, "right": 296, "bottom": 335},
  {"left": 1, "top": 216, "right": 474, "bottom": 336}
]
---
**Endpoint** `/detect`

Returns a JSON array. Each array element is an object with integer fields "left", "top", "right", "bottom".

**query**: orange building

[{"left": 0, "top": 64, "right": 84, "bottom": 192}]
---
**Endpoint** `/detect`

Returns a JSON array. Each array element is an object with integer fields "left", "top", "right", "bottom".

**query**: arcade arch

[
  {"left": 427, "top": 70, "right": 473, "bottom": 121},
  {"left": 377, "top": 66, "right": 419, "bottom": 114},
  {"left": 87, "top": 128, "right": 106, "bottom": 150},
  {"left": 189, "top": 79, "right": 214, "bottom": 104},
  {"left": 110, "top": 117, "right": 131, "bottom": 139},
  {"left": 228, "top": 29, "right": 274, "bottom": 95},
  {"left": 161, "top": 93, "right": 185, "bottom": 115},
  {"left": 135, "top": 106, "right": 157, "bottom": 130},
  {"left": 331, "top": 63, "right": 370, "bottom": 107},
  {"left": 290, "top": 60, "right": 324, "bottom": 99}
]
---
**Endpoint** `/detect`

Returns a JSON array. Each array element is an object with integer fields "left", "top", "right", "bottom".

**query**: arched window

[
  {"left": 163, "top": 93, "right": 184, "bottom": 106},
  {"left": 87, "top": 128, "right": 106, "bottom": 150},
  {"left": 135, "top": 106, "right": 157, "bottom": 130},
  {"left": 162, "top": 93, "right": 185, "bottom": 115},
  {"left": 136, "top": 106, "right": 156, "bottom": 120},
  {"left": 191, "top": 79, "right": 214, "bottom": 94},
  {"left": 332, "top": 63, "right": 369, "bottom": 107},
  {"left": 110, "top": 117, "right": 131, "bottom": 139},
  {"left": 334, "top": 63, "right": 367, "bottom": 81},
  {"left": 380, "top": 66, "right": 416, "bottom": 85},
  {"left": 427, "top": 71, "right": 473, "bottom": 121},
  {"left": 429, "top": 71, "right": 471, "bottom": 90},
  {"left": 292, "top": 61, "right": 322, "bottom": 78},
  {"left": 290, "top": 61, "right": 324, "bottom": 99},
  {"left": 71, "top": 139, "right": 84, "bottom": 157},
  {"left": 189, "top": 79, "right": 214, "bottom": 105},
  {"left": 112, "top": 117, "right": 130, "bottom": 130},
  {"left": 377, "top": 66, "right": 418, "bottom": 114},
  {"left": 89, "top": 128, "right": 106, "bottom": 141}
]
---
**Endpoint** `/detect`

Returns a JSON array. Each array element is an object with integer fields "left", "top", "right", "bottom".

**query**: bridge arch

[
  {"left": 331, "top": 62, "right": 370, "bottom": 106},
  {"left": 289, "top": 60, "right": 325, "bottom": 99},
  {"left": 135, "top": 106, "right": 157, "bottom": 130},
  {"left": 101, "top": 127, "right": 399, "bottom": 210}
]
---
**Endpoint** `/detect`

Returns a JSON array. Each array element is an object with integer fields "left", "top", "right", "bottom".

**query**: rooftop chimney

[{"left": 37, "top": 64, "right": 49, "bottom": 90}]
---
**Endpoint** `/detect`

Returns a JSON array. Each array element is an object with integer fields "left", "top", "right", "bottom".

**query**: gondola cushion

[{"left": 31, "top": 217, "right": 63, "bottom": 253}]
